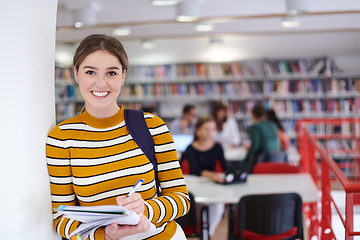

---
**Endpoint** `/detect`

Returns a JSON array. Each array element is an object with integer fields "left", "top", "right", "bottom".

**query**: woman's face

[
  {"left": 74, "top": 50, "right": 126, "bottom": 117},
  {"left": 216, "top": 109, "right": 227, "bottom": 121},
  {"left": 197, "top": 120, "right": 217, "bottom": 140}
]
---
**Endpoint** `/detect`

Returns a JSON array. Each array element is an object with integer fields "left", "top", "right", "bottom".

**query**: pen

[{"left": 126, "top": 179, "right": 144, "bottom": 198}]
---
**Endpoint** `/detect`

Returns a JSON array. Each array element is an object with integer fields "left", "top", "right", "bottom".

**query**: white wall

[{"left": 0, "top": 1, "right": 60, "bottom": 239}]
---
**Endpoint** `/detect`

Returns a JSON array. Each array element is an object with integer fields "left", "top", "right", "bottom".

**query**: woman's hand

[
  {"left": 116, "top": 193, "right": 145, "bottom": 215},
  {"left": 104, "top": 213, "right": 151, "bottom": 240},
  {"left": 212, "top": 172, "right": 225, "bottom": 183}
]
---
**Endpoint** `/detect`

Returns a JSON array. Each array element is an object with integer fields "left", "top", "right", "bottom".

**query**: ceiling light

[
  {"left": 73, "top": 8, "right": 98, "bottom": 27},
  {"left": 142, "top": 41, "right": 156, "bottom": 49},
  {"left": 194, "top": 23, "right": 214, "bottom": 32},
  {"left": 113, "top": 26, "right": 131, "bottom": 36},
  {"left": 285, "top": 0, "right": 309, "bottom": 15},
  {"left": 151, "top": 0, "right": 179, "bottom": 6},
  {"left": 281, "top": 16, "right": 300, "bottom": 27},
  {"left": 74, "top": 22, "right": 84, "bottom": 28},
  {"left": 66, "top": 1, "right": 101, "bottom": 27},
  {"left": 176, "top": 1, "right": 200, "bottom": 22}
]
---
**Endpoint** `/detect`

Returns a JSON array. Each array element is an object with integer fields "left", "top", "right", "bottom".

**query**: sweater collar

[{"left": 80, "top": 107, "right": 125, "bottom": 129}]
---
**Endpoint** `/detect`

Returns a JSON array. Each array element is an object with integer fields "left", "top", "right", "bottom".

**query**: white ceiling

[
  {"left": 56, "top": 0, "right": 360, "bottom": 43},
  {"left": 55, "top": 0, "right": 360, "bottom": 68}
]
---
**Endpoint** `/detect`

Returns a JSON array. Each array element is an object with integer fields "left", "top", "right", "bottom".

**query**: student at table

[
  {"left": 169, "top": 104, "right": 197, "bottom": 135},
  {"left": 182, "top": 116, "right": 227, "bottom": 236},
  {"left": 212, "top": 101, "right": 241, "bottom": 149},
  {"left": 243, "top": 105, "right": 281, "bottom": 171}
]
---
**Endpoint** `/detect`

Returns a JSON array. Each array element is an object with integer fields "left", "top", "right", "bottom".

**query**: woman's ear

[
  {"left": 121, "top": 69, "right": 127, "bottom": 85},
  {"left": 73, "top": 66, "right": 79, "bottom": 83}
]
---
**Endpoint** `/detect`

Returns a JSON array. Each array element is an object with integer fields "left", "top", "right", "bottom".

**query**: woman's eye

[
  {"left": 108, "top": 71, "right": 117, "bottom": 76},
  {"left": 85, "top": 71, "right": 95, "bottom": 75}
]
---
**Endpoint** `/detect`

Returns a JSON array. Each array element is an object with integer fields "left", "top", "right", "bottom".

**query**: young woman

[
  {"left": 242, "top": 105, "right": 281, "bottom": 169},
  {"left": 211, "top": 101, "right": 241, "bottom": 149},
  {"left": 46, "top": 34, "right": 190, "bottom": 240},
  {"left": 182, "top": 116, "right": 227, "bottom": 236}
]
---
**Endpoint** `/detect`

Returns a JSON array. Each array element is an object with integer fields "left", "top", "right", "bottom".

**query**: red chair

[
  {"left": 180, "top": 158, "right": 224, "bottom": 175},
  {"left": 253, "top": 162, "right": 299, "bottom": 174}
]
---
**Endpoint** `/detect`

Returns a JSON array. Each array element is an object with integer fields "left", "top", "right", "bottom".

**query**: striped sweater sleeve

[
  {"left": 142, "top": 113, "right": 190, "bottom": 223},
  {"left": 46, "top": 126, "right": 106, "bottom": 240}
]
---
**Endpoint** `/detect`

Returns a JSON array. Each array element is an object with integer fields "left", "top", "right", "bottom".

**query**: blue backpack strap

[{"left": 124, "top": 109, "right": 161, "bottom": 196}]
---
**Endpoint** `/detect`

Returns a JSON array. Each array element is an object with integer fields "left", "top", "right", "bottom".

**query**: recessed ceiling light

[
  {"left": 194, "top": 23, "right": 214, "bottom": 32},
  {"left": 281, "top": 16, "right": 300, "bottom": 28},
  {"left": 74, "top": 21, "right": 84, "bottom": 28},
  {"left": 151, "top": 0, "right": 179, "bottom": 6},
  {"left": 142, "top": 41, "right": 156, "bottom": 49},
  {"left": 113, "top": 26, "right": 131, "bottom": 36}
]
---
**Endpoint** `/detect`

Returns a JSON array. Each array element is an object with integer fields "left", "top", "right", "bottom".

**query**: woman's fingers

[
  {"left": 105, "top": 215, "right": 152, "bottom": 239},
  {"left": 116, "top": 193, "right": 145, "bottom": 214}
]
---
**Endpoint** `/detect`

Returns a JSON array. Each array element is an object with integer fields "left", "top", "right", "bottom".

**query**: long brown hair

[
  {"left": 73, "top": 34, "right": 128, "bottom": 73},
  {"left": 211, "top": 101, "right": 227, "bottom": 131}
]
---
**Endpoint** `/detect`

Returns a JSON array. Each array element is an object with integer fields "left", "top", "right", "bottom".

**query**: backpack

[{"left": 124, "top": 109, "right": 161, "bottom": 196}]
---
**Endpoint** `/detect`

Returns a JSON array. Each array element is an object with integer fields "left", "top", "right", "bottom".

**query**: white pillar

[{"left": 0, "top": 1, "right": 59, "bottom": 239}]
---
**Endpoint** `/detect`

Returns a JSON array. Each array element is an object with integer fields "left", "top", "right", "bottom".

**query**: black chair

[
  {"left": 175, "top": 192, "right": 210, "bottom": 240},
  {"left": 235, "top": 193, "right": 303, "bottom": 240}
]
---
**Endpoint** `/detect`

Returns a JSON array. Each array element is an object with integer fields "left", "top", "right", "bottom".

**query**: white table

[{"left": 184, "top": 173, "right": 319, "bottom": 240}]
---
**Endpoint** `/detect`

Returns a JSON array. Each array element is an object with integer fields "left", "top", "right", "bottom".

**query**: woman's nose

[{"left": 95, "top": 75, "right": 107, "bottom": 85}]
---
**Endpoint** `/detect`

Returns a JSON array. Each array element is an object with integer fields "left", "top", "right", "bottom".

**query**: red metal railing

[{"left": 296, "top": 118, "right": 360, "bottom": 240}]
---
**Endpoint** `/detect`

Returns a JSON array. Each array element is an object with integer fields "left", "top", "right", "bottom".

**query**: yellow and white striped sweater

[{"left": 46, "top": 107, "right": 190, "bottom": 240}]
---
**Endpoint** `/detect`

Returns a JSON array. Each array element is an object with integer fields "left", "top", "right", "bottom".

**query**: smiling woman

[
  {"left": 74, "top": 50, "right": 125, "bottom": 118},
  {"left": 46, "top": 34, "right": 190, "bottom": 240}
]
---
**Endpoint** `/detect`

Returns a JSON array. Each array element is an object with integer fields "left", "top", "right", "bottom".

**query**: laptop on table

[{"left": 220, "top": 163, "right": 250, "bottom": 185}]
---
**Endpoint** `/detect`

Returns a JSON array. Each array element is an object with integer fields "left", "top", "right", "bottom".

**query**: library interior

[
  {"left": 54, "top": 1, "right": 360, "bottom": 239},
  {"left": 2, "top": 0, "right": 360, "bottom": 240}
]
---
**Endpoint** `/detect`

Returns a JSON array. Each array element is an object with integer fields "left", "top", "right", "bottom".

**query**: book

[{"left": 55, "top": 205, "right": 156, "bottom": 240}]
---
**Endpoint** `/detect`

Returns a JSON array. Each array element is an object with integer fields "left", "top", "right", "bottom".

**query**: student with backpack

[{"left": 46, "top": 34, "right": 190, "bottom": 240}]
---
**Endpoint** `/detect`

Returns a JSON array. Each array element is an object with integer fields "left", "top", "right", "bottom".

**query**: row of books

[
  {"left": 226, "top": 98, "right": 360, "bottom": 118},
  {"left": 319, "top": 139, "right": 354, "bottom": 151},
  {"left": 55, "top": 67, "right": 73, "bottom": 84},
  {"left": 263, "top": 58, "right": 330, "bottom": 77},
  {"left": 307, "top": 123, "right": 356, "bottom": 136},
  {"left": 55, "top": 85, "right": 84, "bottom": 103},
  {"left": 120, "top": 82, "right": 263, "bottom": 98},
  {"left": 127, "top": 58, "right": 334, "bottom": 82},
  {"left": 56, "top": 79, "right": 356, "bottom": 101},
  {"left": 56, "top": 103, "right": 82, "bottom": 123},
  {"left": 128, "top": 62, "right": 260, "bottom": 82},
  {"left": 264, "top": 78, "right": 355, "bottom": 95},
  {"left": 271, "top": 98, "right": 359, "bottom": 117}
]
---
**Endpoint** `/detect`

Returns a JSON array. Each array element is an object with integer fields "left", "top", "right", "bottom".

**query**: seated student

[
  {"left": 169, "top": 104, "right": 197, "bottom": 135},
  {"left": 243, "top": 105, "right": 281, "bottom": 171},
  {"left": 266, "top": 109, "right": 290, "bottom": 151},
  {"left": 182, "top": 116, "right": 227, "bottom": 236}
]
